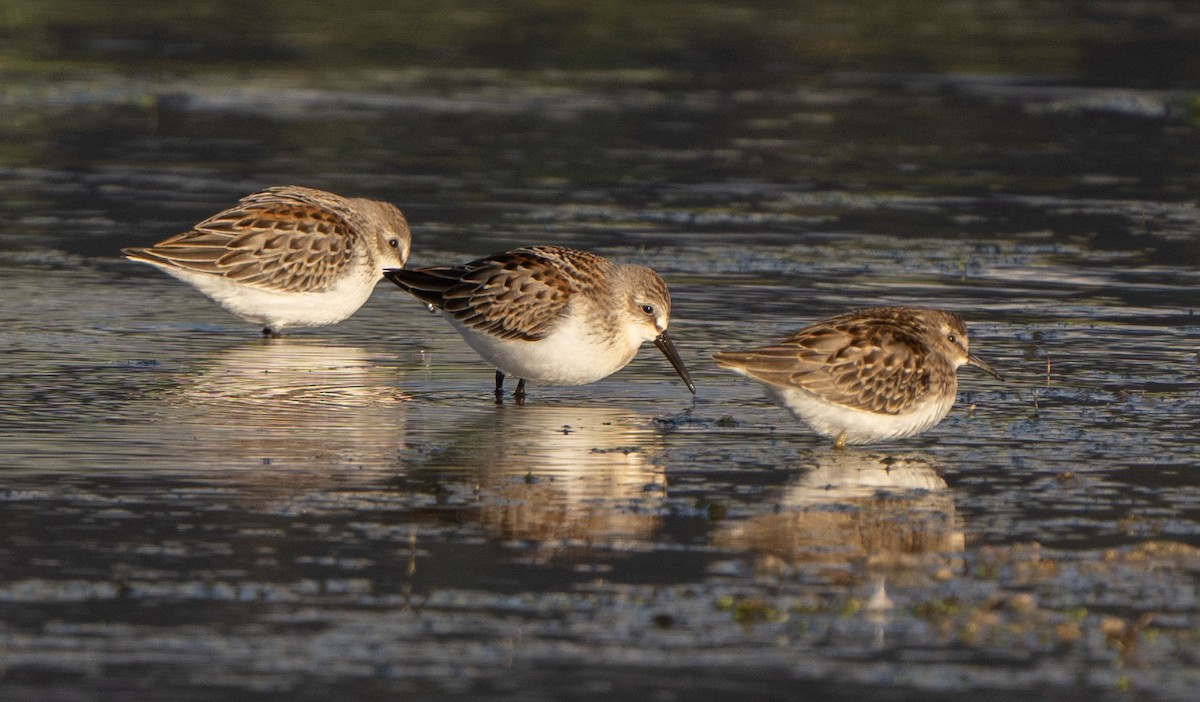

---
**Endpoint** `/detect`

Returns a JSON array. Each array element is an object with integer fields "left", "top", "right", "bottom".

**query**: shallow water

[{"left": 3, "top": 2, "right": 1200, "bottom": 700}]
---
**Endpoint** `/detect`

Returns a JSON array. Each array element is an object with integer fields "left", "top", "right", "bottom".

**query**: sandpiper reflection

[
  {"left": 166, "top": 340, "right": 409, "bottom": 471},
  {"left": 713, "top": 451, "right": 963, "bottom": 575},
  {"left": 426, "top": 404, "right": 667, "bottom": 547}
]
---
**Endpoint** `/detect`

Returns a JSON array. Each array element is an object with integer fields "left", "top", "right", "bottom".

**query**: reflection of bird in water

[
  {"left": 713, "top": 451, "right": 963, "bottom": 574},
  {"left": 165, "top": 340, "right": 409, "bottom": 473},
  {"left": 786, "top": 450, "right": 950, "bottom": 498},
  {"left": 420, "top": 404, "right": 668, "bottom": 547}
]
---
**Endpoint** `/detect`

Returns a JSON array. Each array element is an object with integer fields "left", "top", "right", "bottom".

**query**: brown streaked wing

[
  {"left": 440, "top": 247, "right": 589, "bottom": 342},
  {"left": 717, "top": 319, "right": 938, "bottom": 415},
  {"left": 131, "top": 191, "right": 359, "bottom": 293}
]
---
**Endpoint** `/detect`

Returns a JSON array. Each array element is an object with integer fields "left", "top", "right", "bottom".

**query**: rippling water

[{"left": 2, "top": 2, "right": 1200, "bottom": 701}]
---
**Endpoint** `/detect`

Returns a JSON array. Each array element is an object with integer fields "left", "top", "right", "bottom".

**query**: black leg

[
  {"left": 514, "top": 378, "right": 527, "bottom": 404},
  {"left": 494, "top": 370, "right": 505, "bottom": 402}
]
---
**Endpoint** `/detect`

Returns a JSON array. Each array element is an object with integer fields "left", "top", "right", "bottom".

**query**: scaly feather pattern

[{"left": 386, "top": 246, "right": 611, "bottom": 341}]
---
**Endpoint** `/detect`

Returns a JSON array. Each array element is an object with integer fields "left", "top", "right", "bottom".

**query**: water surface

[{"left": 2, "top": 2, "right": 1199, "bottom": 700}]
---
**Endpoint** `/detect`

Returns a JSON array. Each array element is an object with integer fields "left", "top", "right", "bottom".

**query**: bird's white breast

[
  {"left": 448, "top": 312, "right": 641, "bottom": 386},
  {"left": 722, "top": 364, "right": 957, "bottom": 445},
  {"left": 147, "top": 261, "right": 379, "bottom": 331}
]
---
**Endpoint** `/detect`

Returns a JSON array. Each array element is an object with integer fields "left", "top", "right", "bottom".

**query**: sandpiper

[
  {"left": 384, "top": 245, "right": 695, "bottom": 400},
  {"left": 122, "top": 185, "right": 412, "bottom": 337},
  {"left": 714, "top": 306, "right": 1001, "bottom": 447}
]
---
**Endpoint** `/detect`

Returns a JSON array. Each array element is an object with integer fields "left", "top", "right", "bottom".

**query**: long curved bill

[
  {"left": 654, "top": 331, "right": 696, "bottom": 394},
  {"left": 967, "top": 352, "right": 1003, "bottom": 382}
]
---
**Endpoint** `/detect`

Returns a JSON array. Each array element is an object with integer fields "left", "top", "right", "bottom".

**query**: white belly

[
  {"left": 448, "top": 313, "right": 640, "bottom": 386},
  {"left": 151, "top": 264, "right": 378, "bottom": 331},
  {"left": 761, "top": 383, "right": 956, "bottom": 445}
]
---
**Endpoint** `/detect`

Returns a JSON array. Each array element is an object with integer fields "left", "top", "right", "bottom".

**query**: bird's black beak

[
  {"left": 967, "top": 352, "right": 1003, "bottom": 382},
  {"left": 654, "top": 331, "right": 696, "bottom": 394}
]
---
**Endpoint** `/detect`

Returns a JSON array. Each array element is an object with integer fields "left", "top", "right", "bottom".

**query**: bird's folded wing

[
  {"left": 716, "top": 324, "right": 933, "bottom": 414},
  {"left": 125, "top": 189, "right": 358, "bottom": 293},
  {"left": 387, "top": 249, "right": 575, "bottom": 341}
]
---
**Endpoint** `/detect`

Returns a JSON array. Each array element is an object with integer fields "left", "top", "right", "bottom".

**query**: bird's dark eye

[
  {"left": 642, "top": 304, "right": 655, "bottom": 315},
  {"left": 947, "top": 334, "right": 957, "bottom": 344},
  {"left": 388, "top": 238, "right": 400, "bottom": 248}
]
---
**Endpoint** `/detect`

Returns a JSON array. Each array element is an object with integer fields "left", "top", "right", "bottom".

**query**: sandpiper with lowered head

[
  {"left": 122, "top": 185, "right": 412, "bottom": 337},
  {"left": 384, "top": 245, "right": 695, "bottom": 401},
  {"left": 714, "top": 306, "right": 1001, "bottom": 447}
]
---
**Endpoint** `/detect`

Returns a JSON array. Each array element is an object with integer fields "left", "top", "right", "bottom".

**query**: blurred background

[{"left": 3, "top": 0, "right": 1199, "bottom": 260}]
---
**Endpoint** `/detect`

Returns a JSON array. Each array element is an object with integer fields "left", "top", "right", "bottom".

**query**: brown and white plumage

[
  {"left": 384, "top": 245, "right": 695, "bottom": 399},
  {"left": 122, "top": 186, "right": 412, "bottom": 336},
  {"left": 714, "top": 307, "right": 1001, "bottom": 446}
]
